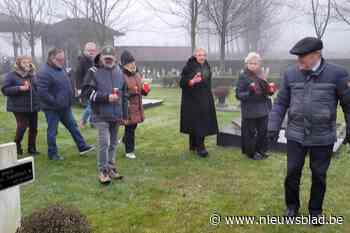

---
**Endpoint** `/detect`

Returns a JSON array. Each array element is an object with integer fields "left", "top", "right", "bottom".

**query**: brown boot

[{"left": 98, "top": 169, "right": 111, "bottom": 184}]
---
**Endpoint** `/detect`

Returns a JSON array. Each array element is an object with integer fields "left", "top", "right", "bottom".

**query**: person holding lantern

[
  {"left": 119, "top": 50, "right": 150, "bottom": 159},
  {"left": 180, "top": 48, "right": 218, "bottom": 157},
  {"left": 82, "top": 45, "right": 128, "bottom": 184},
  {"left": 235, "top": 52, "right": 276, "bottom": 160},
  {"left": 1, "top": 56, "right": 40, "bottom": 156}
]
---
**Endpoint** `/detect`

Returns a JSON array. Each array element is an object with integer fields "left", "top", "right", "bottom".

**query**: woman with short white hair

[{"left": 235, "top": 52, "right": 276, "bottom": 160}]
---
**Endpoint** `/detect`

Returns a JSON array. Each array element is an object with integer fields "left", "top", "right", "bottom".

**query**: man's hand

[
  {"left": 108, "top": 94, "right": 119, "bottom": 103},
  {"left": 19, "top": 85, "right": 30, "bottom": 91},
  {"left": 268, "top": 130, "right": 279, "bottom": 143},
  {"left": 193, "top": 72, "right": 203, "bottom": 83}
]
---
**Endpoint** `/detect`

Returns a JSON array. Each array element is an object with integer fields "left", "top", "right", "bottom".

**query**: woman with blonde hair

[
  {"left": 1, "top": 56, "right": 40, "bottom": 155},
  {"left": 235, "top": 52, "right": 276, "bottom": 160}
]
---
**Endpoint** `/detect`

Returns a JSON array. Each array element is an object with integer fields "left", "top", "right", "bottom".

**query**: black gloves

[{"left": 268, "top": 130, "right": 279, "bottom": 143}]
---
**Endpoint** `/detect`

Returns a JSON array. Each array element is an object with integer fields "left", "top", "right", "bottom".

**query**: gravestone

[
  {"left": 142, "top": 99, "right": 163, "bottom": 109},
  {"left": 217, "top": 116, "right": 346, "bottom": 153},
  {"left": 0, "top": 143, "right": 35, "bottom": 233}
]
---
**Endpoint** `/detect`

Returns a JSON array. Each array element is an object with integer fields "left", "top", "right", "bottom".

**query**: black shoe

[
  {"left": 284, "top": 208, "right": 299, "bottom": 217},
  {"left": 253, "top": 152, "right": 264, "bottom": 160},
  {"left": 79, "top": 145, "right": 95, "bottom": 156},
  {"left": 28, "top": 148, "right": 40, "bottom": 156},
  {"left": 16, "top": 143, "right": 23, "bottom": 155},
  {"left": 49, "top": 155, "right": 64, "bottom": 161},
  {"left": 310, "top": 214, "right": 324, "bottom": 227},
  {"left": 197, "top": 149, "right": 209, "bottom": 157},
  {"left": 190, "top": 145, "right": 196, "bottom": 152}
]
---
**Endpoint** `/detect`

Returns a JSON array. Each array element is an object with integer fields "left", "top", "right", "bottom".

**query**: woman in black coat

[
  {"left": 180, "top": 48, "right": 218, "bottom": 157},
  {"left": 1, "top": 56, "right": 40, "bottom": 155},
  {"left": 235, "top": 52, "right": 275, "bottom": 160}
]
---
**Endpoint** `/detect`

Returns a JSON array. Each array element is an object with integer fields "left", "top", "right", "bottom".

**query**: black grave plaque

[{"left": 0, "top": 161, "right": 33, "bottom": 191}]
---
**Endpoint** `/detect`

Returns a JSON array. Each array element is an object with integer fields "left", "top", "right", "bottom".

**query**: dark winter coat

[
  {"left": 180, "top": 56, "right": 218, "bottom": 137},
  {"left": 1, "top": 71, "right": 40, "bottom": 112},
  {"left": 235, "top": 69, "right": 272, "bottom": 119},
  {"left": 268, "top": 59, "right": 350, "bottom": 146},
  {"left": 81, "top": 65, "right": 128, "bottom": 123},
  {"left": 37, "top": 63, "right": 74, "bottom": 111},
  {"left": 123, "top": 70, "right": 146, "bottom": 125},
  {"left": 75, "top": 55, "right": 94, "bottom": 90}
]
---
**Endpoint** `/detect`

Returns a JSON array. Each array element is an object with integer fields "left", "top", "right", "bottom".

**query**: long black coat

[{"left": 180, "top": 57, "right": 218, "bottom": 137}]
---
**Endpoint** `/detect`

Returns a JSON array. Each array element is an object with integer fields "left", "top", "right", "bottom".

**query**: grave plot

[{"left": 217, "top": 116, "right": 346, "bottom": 153}]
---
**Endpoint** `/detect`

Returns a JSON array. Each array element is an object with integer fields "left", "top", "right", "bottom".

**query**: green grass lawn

[{"left": 1, "top": 87, "right": 350, "bottom": 233}]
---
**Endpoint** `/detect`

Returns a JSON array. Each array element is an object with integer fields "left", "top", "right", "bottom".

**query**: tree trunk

[
  {"left": 30, "top": 35, "right": 36, "bottom": 64},
  {"left": 190, "top": 0, "right": 198, "bottom": 53},
  {"left": 12, "top": 32, "right": 18, "bottom": 58},
  {"left": 220, "top": 30, "right": 226, "bottom": 73}
]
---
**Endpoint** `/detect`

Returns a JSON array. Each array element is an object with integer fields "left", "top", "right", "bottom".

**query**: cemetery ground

[{"left": 1, "top": 87, "right": 350, "bottom": 233}]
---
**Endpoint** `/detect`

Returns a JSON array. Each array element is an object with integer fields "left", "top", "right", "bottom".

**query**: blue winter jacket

[
  {"left": 37, "top": 63, "right": 74, "bottom": 111},
  {"left": 268, "top": 59, "right": 350, "bottom": 146}
]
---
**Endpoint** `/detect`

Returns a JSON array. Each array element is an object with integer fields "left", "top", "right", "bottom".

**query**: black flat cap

[{"left": 290, "top": 37, "right": 323, "bottom": 56}]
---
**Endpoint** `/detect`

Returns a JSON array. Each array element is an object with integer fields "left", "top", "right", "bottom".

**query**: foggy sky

[{"left": 1, "top": 0, "right": 350, "bottom": 59}]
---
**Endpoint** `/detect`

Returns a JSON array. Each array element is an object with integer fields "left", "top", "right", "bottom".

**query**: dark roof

[
  {"left": 45, "top": 18, "right": 124, "bottom": 38},
  {"left": 115, "top": 46, "right": 192, "bottom": 62}
]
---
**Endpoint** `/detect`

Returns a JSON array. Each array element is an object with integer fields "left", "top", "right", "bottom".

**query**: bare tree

[
  {"left": 89, "top": 0, "right": 133, "bottom": 46},
  {"left": 58, "top": 0, "right": 92, "bottom": 19},
  {"left": 59, "top": 0, "right": 134, "bottom": 47},
  {"left": 0, "top": 0, "right": 52, "bottom": 62},
  {"left": 204, "top": 0, "right": 251, "bottom": 72},
  {"left": 145, "top": 0, "right": 204, "bottom": 53},
  {"left": 333, "top": 0, "right": 350, "bottom": 25},
  {"left": 311, "top": 0, "right": 331, "bottom": 38},
  {"left": 242, "top": 0, "right": 281, "bottom": 54}
]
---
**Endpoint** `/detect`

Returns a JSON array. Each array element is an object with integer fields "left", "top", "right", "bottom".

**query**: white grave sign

[{"left": 0, "top": 143, "right": 35, "bottom": 233}]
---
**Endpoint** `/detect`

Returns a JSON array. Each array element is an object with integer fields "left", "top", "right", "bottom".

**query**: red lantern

[
  {"left": 268, "top": 82, "right": 277, "bottom": 94},
  {"left": 112, "top": 88, "right": 119, "bottom": 95},
  {"left": 249, "top": 82, "right": 256, "bottom": 93},
  {"left": 143, "top": 82, "right": 150, "bottom": 93}
]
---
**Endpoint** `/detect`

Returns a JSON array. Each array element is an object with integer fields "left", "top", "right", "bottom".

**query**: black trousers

[
  {"left": 241, "top": 116, "right": 268, "bottom": 157},
  {"left": 189, "top": 134, "right": 205, "bottom": 150},
  {"left": 285, "top": 140, "right": 333, "bottom": 215},
  {"left": 13, "top": 112, "right": 38, "bottom": 150},
  {"left": 123, "top": 124, "right": 138, "bottom": 153}
]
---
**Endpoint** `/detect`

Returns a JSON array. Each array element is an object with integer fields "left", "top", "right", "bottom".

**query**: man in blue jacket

[
  {"left": 37, "top": 48, "right": 94, "bottom": 161},
  {"left": 268, "top": 37, "right": 350, "bottom": 222}
]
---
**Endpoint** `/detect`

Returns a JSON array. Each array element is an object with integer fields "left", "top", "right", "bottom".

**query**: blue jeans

[
  {"left": 80, "top": 102, "right": 92, "bottom": 124},
  {"left": 44, "top": 108, "right": 87, "bottom": 158}
]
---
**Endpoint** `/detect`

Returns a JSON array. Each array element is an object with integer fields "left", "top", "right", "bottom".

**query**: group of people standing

[
  {"left": 1, "top": 42, "right": 150, "bottom": 184},
  {"left": 2, "top": 36, "right": 350, "bottom": 222},
  {"left": 179, "top": 37, "right": 350, "bottom": 224}
]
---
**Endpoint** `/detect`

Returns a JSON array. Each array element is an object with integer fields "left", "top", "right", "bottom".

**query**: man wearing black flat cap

[{"left": 268, "top": 37, "right": 350, "bottom": 222}]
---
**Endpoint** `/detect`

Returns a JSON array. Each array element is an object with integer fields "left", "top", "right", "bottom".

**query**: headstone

[
  {"left": 0, "top": 143, "right": 35, "bottom": 233},
  {"left": 217, "top": 117, "right": 346, "bottom": 153},
  {"left": 142, "top": 99, "right": 163, "bottom": 109}
]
